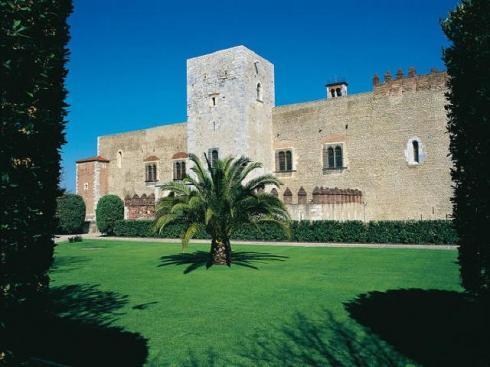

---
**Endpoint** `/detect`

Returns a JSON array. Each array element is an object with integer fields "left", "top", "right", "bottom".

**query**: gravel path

[{"left": 54, "top": 234, "right": 457, "bottom": 250}]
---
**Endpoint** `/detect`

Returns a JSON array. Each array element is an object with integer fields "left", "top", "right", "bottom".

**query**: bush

[
  {"left": 0, "top": 0, "right": 72, "bottom": 363},
  {"left": 96, "top": 195, "right": 124, "bottom": 235},
  {"left": 56, "top": 194, "right": 86, "bottom": 234},
  {"left": 113, "top": 219, "right": 457, "bottom": 245}
]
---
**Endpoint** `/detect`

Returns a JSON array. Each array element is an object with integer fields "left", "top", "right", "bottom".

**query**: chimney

[
  {"left": 326, "top": 81, "right": 348, "bottom": 99},
  {"left": 373, "top": 74, "right": 380, "bottom": 87},
  {"left": 408, "top": 67, "right": 416, "bottom": 78}
]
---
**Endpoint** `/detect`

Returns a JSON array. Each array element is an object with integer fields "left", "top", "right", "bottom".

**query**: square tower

[{"left": 186, "top": 46, "right": 275, "bottom": 175}]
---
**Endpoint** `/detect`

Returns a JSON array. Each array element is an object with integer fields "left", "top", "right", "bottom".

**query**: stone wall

[
  {"left": 272, "top": 71, "right": 452, "bottom": 221},
  {"left": 186, "top": 46, "right": 275, "bottom": 177},
  {"left": 97, "top": 123, "right": 187, "bottom": 203}
]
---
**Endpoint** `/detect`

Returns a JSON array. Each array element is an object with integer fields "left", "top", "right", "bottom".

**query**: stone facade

[{"left": 76, "top": 45, "right": 452, "bottom": 222}]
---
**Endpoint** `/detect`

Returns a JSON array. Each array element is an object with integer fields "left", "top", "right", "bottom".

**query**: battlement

[{"left": 372, "top": 68, "right": 447, "bottom": 96}]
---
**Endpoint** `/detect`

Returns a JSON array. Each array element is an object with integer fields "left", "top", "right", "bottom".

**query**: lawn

[{"left": 48, "top": 240, "right": 466, "bottom": 366}]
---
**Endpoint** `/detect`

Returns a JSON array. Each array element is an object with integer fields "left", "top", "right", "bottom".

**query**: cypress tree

[
  {"left": 443, "top": 0, "right": 490, "bottom": 295},
  {"left": 0, "top": 0, "right": 72, "bottom": 362}
]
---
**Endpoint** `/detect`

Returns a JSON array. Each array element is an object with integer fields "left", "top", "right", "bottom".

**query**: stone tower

[{"left": 186, "top": 46, "right": 275, "bottom": 176}]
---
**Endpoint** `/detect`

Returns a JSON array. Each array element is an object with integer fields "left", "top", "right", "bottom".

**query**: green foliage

[
  {"left": 443, "top": 0, "right": 490, "bottom": 295},
  {"left": 115, "top": 219, "right": 457, "bottom": 244},
  {"left": 0, "top": 0, "right": 72, "bottom": 363},
  {"left": 96, "top": 195, "right": 124, "bottom": 235},
  {"left": 153, "top": 154, "right": 291, "bottom": 262},
  {"left": 56, "top": 194, "right": 86, "bottom": 234}
]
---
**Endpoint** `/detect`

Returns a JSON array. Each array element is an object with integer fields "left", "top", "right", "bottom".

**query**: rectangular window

[
  {"left": 323, "top": 144, "right": 345, "bottom": 171},
  {"left": 145, "top": 163, "right": 157, "bottom": 182},
  {"left": 276, "top": 150, "right": 293, "bottom": 172},
  {"left": 208, "top": 148, "right": 219, "bottom": 167},
  {"left": 173, "top": 160, "right": 186, "bottom": 181}
]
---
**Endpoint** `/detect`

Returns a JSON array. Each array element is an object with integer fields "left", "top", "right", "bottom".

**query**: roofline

[{"left": 76, "top": 156, "right": 109, "bottom": 164}]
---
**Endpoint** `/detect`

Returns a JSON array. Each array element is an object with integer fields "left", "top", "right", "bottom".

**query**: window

[
  {"left": 145, "top": 163, "right": 157, "bottom": 182},
  {"left": 412, "top": 140, "right": 419, "bottom": 163},
  {"left": 212, "top": 97, "right": 216, "bottom": 106},
  {"left": 330, "top": 89, "right": 336, "bottom": 98},
  {"left": 276, "top": 150, "right": 293, "bottom": 172},
  {"left": 117, "top": 150, "right": 123, "bottom": 168},
  {"left": 208, "top": 148, "right": 219, "bottom": 167},
  {"left": 323, "top": 144, "right": 344, "bottom": 170},
  {"left": 405, "top": 137, "right": 424, "bottom": 165},
  {"left": 83, "top": 182, "right": 88, "bottom": 191},
  {"left": 256, "top": 82, "right": 263, "bottom": 101},
  {"left": 336, "top": 87, "right": 342, "bottom": 97},
  {"left": 173, "top": 160, "right": 186, "bottom": 181}
]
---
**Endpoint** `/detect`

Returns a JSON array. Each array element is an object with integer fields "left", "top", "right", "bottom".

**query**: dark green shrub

[
  {"left": 114, "top": 219, "right": 457, "bottom": 245},
  {"left": 96, "top": 195, "right": 124, "bottom": 235},
  {"left": 56, "top": 194, "right": 86, "bottom": 234},
  {"left": 0, "top": 0, "right": 72, "bottom": 363},
  {"left": 443, "top": 0, "right": 490, "bottom": 295}
]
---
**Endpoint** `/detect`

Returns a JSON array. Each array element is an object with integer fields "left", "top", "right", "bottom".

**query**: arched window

[
  {"left": 256, "top": 82, "right": 263, "bottom": 101},
  {"left": 412, "top": 140, "right": 419, "bottom": 163},
  {"left": 336, "top": 87, "right": 342, "bottom": 97},
  {"left": 330, "top": 89, "right": 336, "bottom": 98},
  {"left": 335, "top": 146, "right": 343, "bottom": 168},
  {"left": 117, "top": 150, "right": 123, "bottom": 168}
]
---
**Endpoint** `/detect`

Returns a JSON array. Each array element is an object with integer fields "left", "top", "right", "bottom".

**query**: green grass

[{"left": 51, "top": 240, "right": 461, "bottom": 366}]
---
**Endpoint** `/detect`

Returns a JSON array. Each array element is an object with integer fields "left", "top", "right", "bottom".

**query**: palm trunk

[{"left": 211, "top": 239, "right": 231, "bottom": 265}]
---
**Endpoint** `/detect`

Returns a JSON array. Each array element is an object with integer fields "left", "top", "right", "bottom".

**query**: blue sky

[{"left": 63, "top": 0, "right": 458, "bottom": 192}]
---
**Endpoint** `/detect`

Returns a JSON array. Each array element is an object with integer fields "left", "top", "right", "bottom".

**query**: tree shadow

[
  {"left": 9, "top": 284, "right": 149, "bottom": 366},
  {"left": 345, "top": 289, "right": 490, "bottom": 367},
  {"left": 172, "top": 310, "right": 408, "bottom": 366},
  {"left": 50, "top": 255, "right": 91, "bottom": 274},
  {"left": 158, "top": 250, "right": 288, "bottom": 274}
]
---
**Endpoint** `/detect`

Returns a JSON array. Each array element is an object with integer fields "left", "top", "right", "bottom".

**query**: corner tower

[{"left": 186, "top": 46, "right": 275, "bottom": 176}]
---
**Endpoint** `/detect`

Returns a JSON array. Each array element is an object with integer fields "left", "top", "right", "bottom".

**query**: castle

[{"left": 76, "top": 45, "right": 452, "bottom": 223}]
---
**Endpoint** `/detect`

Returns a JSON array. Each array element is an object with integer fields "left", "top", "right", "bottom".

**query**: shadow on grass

[
  {"left": 9, "top": 284, "right": 148, "bottom": 366},
  {"left": 158, "top": 250, "right": 288, "bottom": 274},
  {"left": 50, "top": 255, "right": 91, "bottom": 273},
  {"left": 174, "top": 310, "right": 407, "bottom": 367},
  {"left": 345, "top": 289, "right": 490, "bottom": 367}
]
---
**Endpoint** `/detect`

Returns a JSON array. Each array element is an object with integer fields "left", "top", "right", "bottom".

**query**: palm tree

[{"left": 153, "top": 153, "right": 290, "bottom": 265}]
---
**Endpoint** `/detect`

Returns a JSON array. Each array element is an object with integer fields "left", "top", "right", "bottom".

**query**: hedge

[
  {"left": 96, "top": 195, "right": 124, "bottom": 235},
  {"left": 113, "top": 220, "right": 457, "bottom": 244},
  {"left": 56, "top": 194, "right": 86, "bottom": 234}
]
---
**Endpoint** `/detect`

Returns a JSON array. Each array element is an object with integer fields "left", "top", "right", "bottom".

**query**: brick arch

[{"left": 172, "top": 152, "right": 188, "bottom": 160}]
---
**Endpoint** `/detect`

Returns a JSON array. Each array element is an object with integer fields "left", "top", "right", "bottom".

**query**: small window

[
  {"left": 208, "top": 148, "right": 219, "bottom": 167},
  {"left": 145, "top": 163, "right": 157, "bottom": 182},
  {"left": 117, "top": 150, "right": 123, "bottom": 168},
  {"left": 336, "top": 87, "right": 342, "bottom": 97},
  {"left": 412, "top": 140, "right": 419, "bottom": 163},
  {"left": 83, "top": 182, "right": 89, "bottom": 191},
  {"left": 405, "top": 137, "right": 424, "bottom": 165},
  {"left": 323, "top": 144, "right": 344, "bottom": 170},
  {"left": 256, "top": 82, "right": 263, "bottom": 101},
  {"left": 330, "top": 89, "right": 335, "bottom": 98},
  {"left": 173, "top": 160, "right": 186, "bottom": 181},
  {"left": 276, "top": 150, "right": 293, "bottom": 172}
]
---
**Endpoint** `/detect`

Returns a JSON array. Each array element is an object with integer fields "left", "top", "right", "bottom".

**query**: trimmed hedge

[
  {"left": 56, "top": 194, "right": 86, "bottom": 234},
  {"left": 113, "top": 220, "right": 457, "bottom": 244},
  {"left": 96, "top": 195, "right": 124, "bottom": 235}
]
